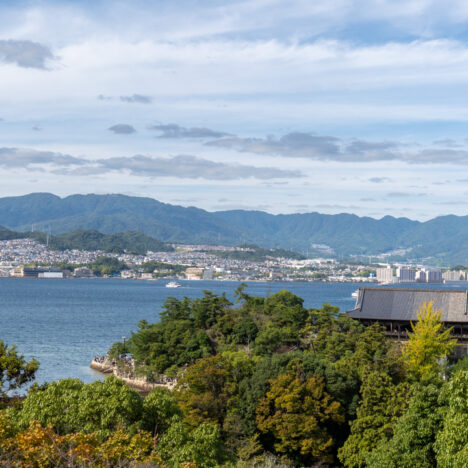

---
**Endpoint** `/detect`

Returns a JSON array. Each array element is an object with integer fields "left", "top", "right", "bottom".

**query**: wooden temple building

[{"left": 347, "top": 287, "right": 468, "bottom": 356}]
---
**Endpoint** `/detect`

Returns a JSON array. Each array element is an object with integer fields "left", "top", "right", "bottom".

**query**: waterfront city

[{"left": 0, "top": 237, "right": 464, "bottom": 284}]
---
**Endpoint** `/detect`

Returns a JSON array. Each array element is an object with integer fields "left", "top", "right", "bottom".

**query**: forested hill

[
  {"left": 0, "top": 226, "right": 173, "bottom": 255},
  {"left": 1, "top": 192, "right": 468, "bottom": 263}
]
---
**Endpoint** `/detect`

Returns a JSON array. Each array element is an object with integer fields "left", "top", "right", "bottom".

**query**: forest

[{"left": 1, "top": 286, "right": 467, "bottom": 467}]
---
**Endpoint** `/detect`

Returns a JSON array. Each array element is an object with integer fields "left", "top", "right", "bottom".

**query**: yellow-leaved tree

[{"left": 403, "top": 301, "right": 456, "bottom": 380}]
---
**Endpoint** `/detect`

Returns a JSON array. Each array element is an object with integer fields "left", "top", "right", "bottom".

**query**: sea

[{"left": 0, "top": 278, "right": 462, "bottom": 386}]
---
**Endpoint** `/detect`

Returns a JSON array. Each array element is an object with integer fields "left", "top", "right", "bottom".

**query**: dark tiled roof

[{"left": 347, "top": 287, "right": 468, "bottom": 323}]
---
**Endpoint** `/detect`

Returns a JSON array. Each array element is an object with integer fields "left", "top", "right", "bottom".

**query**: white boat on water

[
  {"left": 166, "top": 281, "right": 181, "bottom": 288},
  {"left": 351, "top": 289, "right": 359, "bottom": 298}
]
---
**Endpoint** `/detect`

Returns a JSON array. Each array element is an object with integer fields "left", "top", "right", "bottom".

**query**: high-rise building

[
  {"left": 416, "top": 270, "right": 426, "bottom": 283},
  {"left": 376, "top": 267, "right": 394, "bottom": 283},
  {"left": 443, "top": 270, "right": 467, "bottom": 281},
  {"left": 396, "top": 267, "right": 416, "bottom": 282},
  {"left": 424, "top": 268, "right": 443, "bottom": 283}
]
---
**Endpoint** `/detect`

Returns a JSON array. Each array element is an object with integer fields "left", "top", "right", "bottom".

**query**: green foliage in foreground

[
  {"left": 0, "top": 341, "right": 38, "bottom": 405},
  {"left": 1, "top": 287, "right": 467, "bottom": 467},
  {"left": 16, "top": 377, "right": 143, "bottom": 437}
]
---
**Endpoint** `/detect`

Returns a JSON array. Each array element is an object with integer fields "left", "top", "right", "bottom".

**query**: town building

[
  {"left": 396, "top": 267, "right": 416, "bottom": 282},
  {"left": 416, "top": 270, "right": 426, "bottom": 283},
  {"left": 185, "top": 267, "right": 204, "bottom": 280},
  {"left": 74, "top": 267, "right": 94, "bottom": 278},
  {"left": 424, "top": 268, "right": 443, "bottom": 283},
  {"left": 376, "top": 267, "right": 394, "bottom": 283},
  {"left": 38, "top": 271, "right": 63, "bottom": 279},
  {"left": 202, "top": 269, "right": 214, "bottom": 280},
  {"left": 443, "top": 270, "right": 467, "bottom": 282}
]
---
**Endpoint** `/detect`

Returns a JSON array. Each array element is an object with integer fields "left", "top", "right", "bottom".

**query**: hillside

[
  {"left": 0, "top": 226, "right": 172, "bottom": 255},
  {"left": 1, "top": 193, "right": 468, "bottom": 264}
]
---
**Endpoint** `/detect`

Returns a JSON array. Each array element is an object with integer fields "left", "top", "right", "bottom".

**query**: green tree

[
  {"left": 141, "top": 386, "right": 182, "bottom": 436},
  {"left": 157, "top": 416, "right": 227, "bottom": 467},
  {"left": 253, "top": 327, "right": 284, "bottom": 355},
  {"left": 17, "top": 376, "right": 142, "bottom": 437},
  {"left": 176, "top": 355, "right": 233, "bottom": 428},
  {"left": 366, "top": 382, "right": 442, "bottom": 468},
  {"left": 434, "top": 370, "right": 468, "bottom": 467},
  {"left": 403, "top": 301, "right": 456, "bottom": 380},
  {"left": 256, "top": 366, "right": 343, "bottom": 464},
  {"left": 90, "top": 256, "right": 128, "bottom": 276},
  {"left": 338, "top": 371, "right": 409, "bottom": 468},
  {"left": 0, "top": 340, "right": 38, "bottom": 404},
  {"left": 449, "top": 356, "right": 468, "bottom": 376},
  {"left": 232, "top": 316, "right": 258, "bottom": 346}
]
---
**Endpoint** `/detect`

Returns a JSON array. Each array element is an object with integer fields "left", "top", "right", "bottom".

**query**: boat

[
  {"left": 351, "top": 289, "right": 359, "bottom": 298},
  {"left": 166, "top": 281, "right": 181, "bottom": 288}
]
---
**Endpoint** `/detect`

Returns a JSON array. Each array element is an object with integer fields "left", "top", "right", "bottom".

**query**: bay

[{"left": 1, "top": 278, "right": 459, "bottom": 385}]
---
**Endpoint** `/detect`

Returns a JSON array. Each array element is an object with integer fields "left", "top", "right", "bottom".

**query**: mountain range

[{"left": 0, "top": 192, "right": 466, "bottom": 265}]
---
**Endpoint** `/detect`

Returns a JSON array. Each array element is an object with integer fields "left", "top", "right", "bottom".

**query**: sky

[{"left": 2, "top": 1, "right": 468, "bottom": 219}]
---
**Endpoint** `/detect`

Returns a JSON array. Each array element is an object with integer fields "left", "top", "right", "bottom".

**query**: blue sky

[{"left": 1, "top": 0, "right": 468, "bottom": 219}]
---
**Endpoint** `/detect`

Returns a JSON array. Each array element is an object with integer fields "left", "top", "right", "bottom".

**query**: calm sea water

[{"left": 0, "top": 278, "right": 461, "bottom": 385}]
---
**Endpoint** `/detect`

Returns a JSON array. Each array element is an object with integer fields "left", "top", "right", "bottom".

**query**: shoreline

[{"left": 90, "top": 358, "right": 177, "bottom": 393}]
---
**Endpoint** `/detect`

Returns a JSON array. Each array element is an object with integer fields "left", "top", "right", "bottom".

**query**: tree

[
  {"left": 253, "top": 328, "right": 284, "bottom": 355},
  {"left": 338, "top": 371, "right": 409, "bottom": 468},
  {"left": 256, "top": 366, "right": 344, "bottom": 464},
  {"left": 157, "top": 416, "right": 227, "bottom": 467},
  {"left": 17, "top": 376, "right": 143, "bottom": 437},
  {"left": 265, "top": 290, "right": 308, "bottom": 331},
  {"left": 176, "top": 355, "right": 233, "bottom": 428},
  {"left": 403, "top": 301, "right": 456, "bottom": 380},
  {"left": 232, "top": 316, "right": 258, "bottom": 346},
  {"left": 434, "top": 370, "right": 468, "bottom": 467},
  {"left": 449, "top": 356, "right": 468, "bottom": 377},
  {"left": 0, "top": 421, "right": 161, "bottom": 466},
  {"left": 0, "top": 340, "right": 38, "bottom": 404},
  {"left": 366, "top": 382, "right": 443, "bottom": 468},
  {"left": 141, "top": 386, "right": 182, "bottom": 436}
]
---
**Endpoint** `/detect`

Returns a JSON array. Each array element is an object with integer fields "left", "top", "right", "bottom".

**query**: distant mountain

[
  {"left": 0, "top": 192, "right": 468, "bottom": 264},
  {"left": 0, "top": 225, "right": 172, "bottom": 255}
]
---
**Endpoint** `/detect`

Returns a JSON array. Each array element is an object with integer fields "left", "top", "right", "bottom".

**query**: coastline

[{"left": 90, "top": 357, "right": 177, "bottom": 392}]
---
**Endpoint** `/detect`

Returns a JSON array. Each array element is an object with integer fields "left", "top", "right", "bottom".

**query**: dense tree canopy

[
  {"left": 256, "top": 366, "right": 343, "bottom": 464},
  {"left": 1, "top": 287, "right": 467, "bottom": 467}
]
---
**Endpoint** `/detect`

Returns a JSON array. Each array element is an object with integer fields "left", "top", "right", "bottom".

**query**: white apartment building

[
  {"left": 376, "top": 267, "right": 394, "bottom": 283},
  {"left": 442, "top": 270, "right": 467, "bottom": 281}
]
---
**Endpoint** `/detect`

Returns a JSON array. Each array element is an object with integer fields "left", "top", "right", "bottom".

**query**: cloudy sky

[{"left": 2, "top": 0, "right": 468, "bottom": 219}]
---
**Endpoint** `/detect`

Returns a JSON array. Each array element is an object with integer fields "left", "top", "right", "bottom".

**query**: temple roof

[{"left": 347, "top": 287, "right": 468, "bottom": 323}]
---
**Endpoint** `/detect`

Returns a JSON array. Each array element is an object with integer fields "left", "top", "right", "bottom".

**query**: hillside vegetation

[
  {"left": 210, "top": 244, "right": 305, "bottom": 261},
  {"left": 1, "top": 288, "right": 467, "bottom": 466},
  {"left": 0, "top": 226, "right": 172, "bottom": 255}
]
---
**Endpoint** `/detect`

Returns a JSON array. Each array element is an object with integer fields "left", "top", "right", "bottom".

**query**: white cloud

[{"left": 2, "top": 1, "right": 468, "bottom": 219}]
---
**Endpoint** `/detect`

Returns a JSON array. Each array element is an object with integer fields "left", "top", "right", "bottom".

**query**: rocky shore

[{"left": 90, "top": 356, "right": 177, "bottom": 391}]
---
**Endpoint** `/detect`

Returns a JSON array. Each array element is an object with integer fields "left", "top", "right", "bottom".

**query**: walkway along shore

[{"left": 90, "top": 356, "right": 177, "bottom": 392}]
